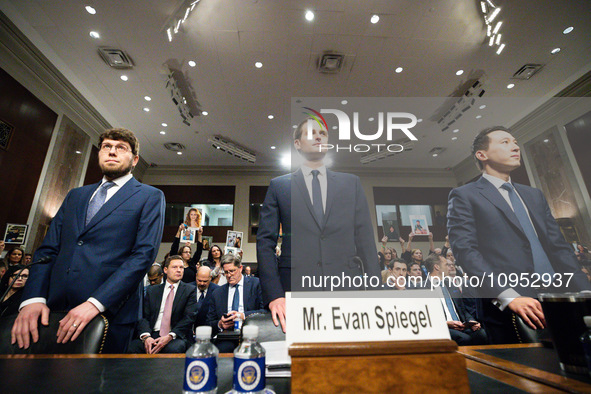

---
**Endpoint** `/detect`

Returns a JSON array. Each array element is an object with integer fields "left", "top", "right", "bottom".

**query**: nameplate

[{"left": 286, "top": 290, "right": 449, "bottom": 345}]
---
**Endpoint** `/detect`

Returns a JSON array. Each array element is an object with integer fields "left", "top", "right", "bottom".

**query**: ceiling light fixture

[
  {"left": 305, "top": 10, "right": 315, "bottom": 21},
  {"left": 165, "top": 0, "right": 201, "bottom": 42},
  {"left": 341, "top": 100, "right": 348, "bottom": 105},
  {"left": 160, "top": 131, "right": 166, "bottom": 135},
  {"left": 488, "top": 7, "right": 501, "bottom": 22},
  {"left": 177, "top": 151, "right": 183, "bottom": 155},
  {"left": 438, "top": 76, "right": 487, "bottom": 132},
  {"left": 143, "top": 107, "right": 150, "bottom": 112},
  {"left": 271, "top": 146, "right": 276, "bottom": 150},
  {"left": 165, "top": 65, "right": 201, "bottom": 126},
  {"left": 452, "top": 136, "right": 458, "bottom": 141},
  {"left": 476, "top": 115, "right": 482, "bottom": 119},
  {"left": 162, "top": 123, "right": 168, "bottom": 127},
  {"left": 268, "top": 115, "right": 274, "bottom": 119},
  {"left": 89, "top": 31, "right": 100, "bottom": 39},
  {"left": 75, "top": 150, "right": 82, "bottom": 154},
  {"left": 201, "top": 111, "right": 208, "bottom": 116},
  {"left": 432, "top": 153, "right": 438, "bottom": 157},
  {"left": 255, "top": 62, "right": 263, "bottom": 68},
  {"left": 188, "top": 60, "right": 196, "bottom": 67},
  {"left": 543, "top": 139, "right": 549, "bottom": 143},
  {"left": 563, "top": 26, "right": 574, "bottom": 34},
  {"left": 120, "top": 75, "right": 128, "bottom": 81},
  {"left": 480, "top": 1, "right": 487, "bottom": 13},
  {"left": 453, "top": 129, "right": 459, "bottom": 133},
  {"left": 495, "top": 33, "right": 502, "bottom": 45},
  {"left": 480, "top": 2, "right": 506, "bottom": 54},
  {"left": 492, "top": 21, "right": 502, "bottom": 35},
  {"left": 456, "top": 70, "right": 464, "bottom": 76},
  {"left": 144, "top": 96, "right": 151, "bottom": 101},
  {"left": 85, "top": 6, "right": 96, "bottom": 15},
  {"left": 488, "top": 35, "right": 495, "bottom": 46},
  {"left": 370, "top": 15, "right": 380, "bottom": 24},
  {"left": 551, "top": 47, "right": 561, "bottom": 54},
  {"left": 479, "top": 104, "right": 486, "bottom": 109},
  {"left": 418, "top": 118, "right": 423, "bottom": 122},
  {"left": 395, "top": 67, "right": 403, "bottom": 73},
  {"left": 208, "top": 135, "right": 256, "bottom": 163},
  {"left": 507, "top": 83, "right": 515, "bottom": 89},
  {"left": 496, "top": 43, "right": 505, "bottom": 54}
]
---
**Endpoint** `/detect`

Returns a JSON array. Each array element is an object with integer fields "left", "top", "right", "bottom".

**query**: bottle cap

[
  {"left": 196, "top": 326, "right": 212, "bottom": 339},
  {"left": 584, "top": 316, "right": 591, "bottom": 328},
  {"left": 242, "top": 325, "right": 259, "bottom": 339}
]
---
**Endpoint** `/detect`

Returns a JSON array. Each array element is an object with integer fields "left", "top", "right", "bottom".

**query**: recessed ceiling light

[
  {"left": 456, "top": 69, "right": 464, "bottom": 76},
  {"left": 201, "top": 111, "right": 208, "bottom": 116},
  {"left": 177, "top": 151, "right": 183, "bottom": 155},
  {"left": 453, "top": 129, "right": 459, "bottom": 133},
  {"left": 479, "top": 104, "right": 486, "bottom": 109},
  {"left": 75, "top": 150, "right": 82, "bottom": 154},
  {"left": 270, "top": 146, "right": 276, "bottom": 150},
  {"left": 255, "top": 62, "right": 263, "bottom": 68},
  {"left": 417, "top": 118, "right": 423, "bottom": 122},
  {"left": 292, "top": 125, "right": 297, "bottom": 129},
  {"left": 160, "top": 131, "right": 166, "bottom": 135},
  {"left": 143, "top": 107, "right": 150, "bottom": 112},
  {"left": 85, "top": 6, "right": 96, "bottom": 15},
  {"left": 395, "top": 67, "right": 403, "bottom": 73},
  {"left": 341, "top": 100, "right": 348, "bottom": 105},
  {"left": 89, "top": 31, "right": 100, "bottom": 39},
  {"left": 476, "top": 115, "right": 482, "bottom": 119},
  {"left": 507, "top": 83, "right": 515, "bottom": 89},
  {"left": 451, "top": 136, "right": 458, "bottom": 141},
  {"left": 188, "top": 60, "right": 196, "bottom": 67},
  {"left": 268, "top": 115, "right": 274, "bottom": 119},
  {"left": 144, "top": 96, "right": 151, "bottom": 101},
  {"left": 120, "top": 75, "right": 128, "bottom": 81},
  {"left": 162, "top": 123, "right": 167, "bottom": 127},
  {"left": 368, "top": 117, "right": 374, "bottom": 122},
  {"left": 370, "top": 15, "right": 380, "bottom": 24},
  {"left": 332, "top": 126, "right": 337, "bottom": 130},
  {"left": 563, "top": 26, "right": 574, "bottom": 34},
  {"left": 551, "top": 47, "right": 561, "bottom": 54},
  {"left": 432, "top": 153, "right": 438, "bottom": 157},
  {"left": 305, "top": 10, "right": 314, "bottom": 21},
  {"left": 543, "top": 139, "right": 549, "bottom": 143}
]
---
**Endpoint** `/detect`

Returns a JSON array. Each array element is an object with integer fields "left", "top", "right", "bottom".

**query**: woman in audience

[
  {"left": 170, "top": 224, "right": 204, "bottom": 283},
  {"left": 185, "top": 208, "right": 202, "bottom": 228},
  {"left": 204, "top": 245, "right": 225, "bottom": 284},
  {"left": 378, "top": 235, "right": 404, "bottom": 270},
  {"left": 2, "top": 246, "right": 24, "bottom": 266},
  {"left": 0, "top": 264, "right": 29, "bottom": 317},
  {"left": 401, "top": 232, "right": 435, "bottom": 277}
]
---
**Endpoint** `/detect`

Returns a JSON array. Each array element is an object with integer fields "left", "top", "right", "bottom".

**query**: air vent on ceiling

[
  {"left": 317, "top": 52, "right": 344, "bottom": 73},
  {"left": 164, "top": 142, "right": 185, "bottom": 152},
  {"left": 512, "top": 64, "right": 544, "bottom": 80},
  {"left": 98, "top": 47, "right": 134, "bottom": 69}
]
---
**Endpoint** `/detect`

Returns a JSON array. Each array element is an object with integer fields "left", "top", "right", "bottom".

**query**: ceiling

[{"left": 2, "top": 0, "right": 591, "bottom": 171}]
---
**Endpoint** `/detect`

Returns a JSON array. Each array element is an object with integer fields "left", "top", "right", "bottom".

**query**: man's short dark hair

[
  {"left": 391, "top": 258, "right": 406, "bottom": 267},
  {"left": 221, "top": 253, "right": 242, "bottom": 268},
  {"left": 424, "top": 254, "right": 444, "bottom": 274},
  {"left": 164, "top": 255, "right": 183, "bottom": 269},
  {"left": 148, "top": 264, "right": 163, "bottom": 277},
  {"left": 99, "top": 128, "right": 139, "bottom": 156},
  {"left": 407, "top": 261, "right": 420, "bottom": 270},
  {"left": 293, "top": 117, "right": 328, "bottom": 141},
  {"left": 471, "top": 126, "right": 511, "bottom": 170}
]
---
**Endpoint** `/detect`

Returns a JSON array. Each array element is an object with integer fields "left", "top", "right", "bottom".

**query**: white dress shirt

[
  {"left": 227, "top": 275, "right": 245, "bottom": 313},
  {"left": 140, "top": 280, "right": 180, "bottom": 340},
  {"left": 300, "top": 164, "right": 327, "bottom": 211}
]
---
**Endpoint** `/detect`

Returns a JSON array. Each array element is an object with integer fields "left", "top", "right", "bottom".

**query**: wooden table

[{"left": 458, "top": 343, "right": 591, "bottom": 393}]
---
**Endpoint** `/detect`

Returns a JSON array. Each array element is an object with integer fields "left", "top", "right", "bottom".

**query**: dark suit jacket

[
  {"left": 136, "top": 281, "right": 196, "bottom": 340},
  {"left": 447, "top": 176, "right": 589, "bottom": 299},
  {"left": 205, "top": 275, "right": 265, "bottom": 330},
  {"left": 256, "top": 169, "right": 379, "bottom": 304},
  {"left": 23, "top": 177, "right": 166, "bottom": 325},
  {"left": 194, "top": 282, "right": 219, "bottom": 327}
]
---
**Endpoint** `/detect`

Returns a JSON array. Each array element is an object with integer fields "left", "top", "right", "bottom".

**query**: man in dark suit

[
  {"left": 193, "top": 266, "right": 219, "bottom": 327},
  {"left": 423, "top": 254, "right": 487, "bottom": 345},
  {"left": 12, "top": 128, "right": 165, "bottom": 352},
  {"left": 128, "top": 256, "right": 196, "bottom": 353},
  {"left": 447, "top": 126, "right": 590, "bottom": 343},
  {"left": 206, "top": 254, "right": 264, "bottom": 352},
  {"left": 257, "top": 118, "right": 379, "bottom": 332}
]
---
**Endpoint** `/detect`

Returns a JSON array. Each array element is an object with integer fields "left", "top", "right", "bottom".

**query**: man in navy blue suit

[
  {"left": 257, "top": 118, "right": 379, "bottom": 332},
  {"left": 447, "top": 126, "right": 590, "bottom": 343},
  {"left": 12, "top": 128, "right": 165, "bottom": 352},
  {"left": 193, "top": 265, "right": 219, "bottom": 327}
]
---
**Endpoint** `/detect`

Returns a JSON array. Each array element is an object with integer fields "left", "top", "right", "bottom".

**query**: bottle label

[
  {"left": 184, "top": 356, "right": 217, "bottom": 392},
  {"left": 233, "top": 357, "right": 266, "bottom": 392}
]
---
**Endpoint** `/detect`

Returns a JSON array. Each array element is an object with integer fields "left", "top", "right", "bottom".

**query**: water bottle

[
  {"left": 232, "top": 325, "right": 266, "bottom": 393},
  {"left": 183, "top": 326, "right": 219, "bottom": 394}
]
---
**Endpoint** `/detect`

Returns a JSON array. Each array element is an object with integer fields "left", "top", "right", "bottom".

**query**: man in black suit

[
  {"left": 256, "top": 118, "right": 379, "bottom": 332},
  {"left": 193, "top": 266, "right": 219, "bottom": 327},
  {"left": 447, "top": 126, "right": 590, "bottom": 343},
  {"left": 128, "top": 256, "right": 196, "bottom": 353},
  {"left": 206, "top": 254, "right": 264, "bottom": 352},
  {"left": 424, "top": 254, "right": 487, "bottom": 345}
]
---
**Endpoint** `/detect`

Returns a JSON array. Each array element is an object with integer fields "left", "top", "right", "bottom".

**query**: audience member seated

[
  {"left": 0, "top": 261, "right": 7, "bottom": 280},
  {"left": 206, "top": 254, "right": 264, "bottom": 353},
  {"left": 2, "top": 246, "right": 24, "bottom": 267},
  {"left": 407, "top": 262, "right": 422, "bottom": 280},
  {"left": 194, "top": 266, "right": 219, "bottom": 327},
  {"left": 144, "top": 264, "right": 163, "bottom": 294},
  {"left": 385, "top": 258, "right": 408, "bottom": 290},
  {"left": 0, "top": 265, "right": 29, "bottom": 317},
  {"left": 128, "top": 256, "right": 197, "bottom": 354},
  {"left": 378, "top": 236, "right": 404, "bottom": 270},
  {"left": 23, "top": 253, "right": 32, "bottom": 265},
  {"left": 423, "top": 254, "right": 487, "bottom": 346},
  {"left": 244, "top": 266, "right": 252, "bottom": 276},
  {"left": 401, "top": 232, "right": 435, "bottom": 277}
]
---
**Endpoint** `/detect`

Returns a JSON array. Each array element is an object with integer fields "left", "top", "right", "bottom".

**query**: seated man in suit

[
  {"left": 193, "top": 266, "right": 219, "bottom": 327},
  {"left": 128, "top": 256, "right": 197, "bottom": 354},
  {"left": 206, "top": 254, "right": 265, "bottom": 352},
  {"left": 423, "top": 254, "right": 487, "bottom": 346}
]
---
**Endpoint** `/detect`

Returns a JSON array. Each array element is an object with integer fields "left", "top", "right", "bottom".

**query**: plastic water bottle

[
  {"left": 232, "top": 325, "right": 266, "bottom": 393},
  {"left": 183, "top": 326, "right": 219, "bottom": 394}
]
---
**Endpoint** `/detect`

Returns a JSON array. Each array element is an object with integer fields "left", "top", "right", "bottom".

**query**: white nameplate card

[{"left": 286, "top": 290, "right": 449, "bottom": 345}]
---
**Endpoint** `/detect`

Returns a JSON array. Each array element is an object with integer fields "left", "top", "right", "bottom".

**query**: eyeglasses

[
  {"left": 100, "top": 143, "right": 131, "bottom": 154},
  {"left": 224, "top": 268, "right": 240, "bottom": 276},
  {"left": 11, "top": 274, "right": 28, "bottom": 280}
]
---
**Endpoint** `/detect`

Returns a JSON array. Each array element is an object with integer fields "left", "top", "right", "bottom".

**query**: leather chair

[
  {"left": 243, "top": 312, "right": 286, "bottom": 342},
  {"left": 0, "top": 312, "right": 108, "bottom": 354}
]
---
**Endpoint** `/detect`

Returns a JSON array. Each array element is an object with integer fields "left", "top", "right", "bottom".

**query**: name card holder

[{"left": 289, "top": 339, "right": 469, "bottom": 393}]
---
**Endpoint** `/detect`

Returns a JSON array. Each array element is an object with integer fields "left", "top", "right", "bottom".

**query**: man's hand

[
  {"left": 152, "top": 335, "right": 173, "bottom": 354},
  {"left": 269, "top": 297, "right": 286, "bottom": 333},
  {"left": 219, "top": 312, "right": 236, "bottom": 330},
  {"left": 447, "top": 321, "right": 465, "bottom": 330},
  {"left": 56, "top": 301, "right": 100, "bottom": 344},
  {"left": 144, "top": 336, "right": 156, "bottom": 354},
  {"left": 508, "top": 297, "right": 545, "bottom": 329},
  {"left": 11, "top": 303, "right": 50, "bottom": 349},
  {"left": 468, "top": 321, "right": 482, "bottom": 331}
]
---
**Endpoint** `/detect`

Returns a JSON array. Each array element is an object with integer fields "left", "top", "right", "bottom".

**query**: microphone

[
  {"left": 0, "top": 256, "right": 53, "bottom": 305},
  {"left": 351, "top": 256, "right": 367, "bottom": 291}
]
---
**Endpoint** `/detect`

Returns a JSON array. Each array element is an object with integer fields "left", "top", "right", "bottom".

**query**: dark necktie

[
  {"left": 198, "top": 292, "right": 205, "bottom": 302},
  {"left": 231, "top": 284, "right": 240, "bottom": 311},
  {"left": 501, "top": 183, "right": 555, "bottom": 275},
  {"left": 442, "top": 286, "right": 460, "bottom": 321},
  {"left": 86, "top": 181, "right": 115, "bottom": 225},
  {"left": 311, "top": 170, "right": 324, "bottom": 222}
]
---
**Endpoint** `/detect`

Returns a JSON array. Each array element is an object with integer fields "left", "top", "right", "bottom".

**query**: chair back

[
  {"left": 512, "top": 313, "right": 541, "bottom": 343},
  {"left": 243, "top": 312, "right": 286, "bottom": 342}
]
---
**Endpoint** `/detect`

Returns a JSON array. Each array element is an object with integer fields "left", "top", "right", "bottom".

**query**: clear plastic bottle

[
  {"left": 232, "top": 325, "right": 266, "bottom": 393},
  {"left": 183, "top": 326, "right": 219, "bottom": 394}
]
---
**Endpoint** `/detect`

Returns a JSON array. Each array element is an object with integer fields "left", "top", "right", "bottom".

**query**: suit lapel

[
  {"left": 81, "top": 177, "right": 141, "bottom": 236},
  {"left": 292, "top": 169, "right": 322, "bottom": 228},
  {"left": 476, "top": 177, "right": 527, "bottom": 237},
  {"left": 77, "top": 182, "right": 101, "bottom": 233},
  {"left": 151, "top": 284, "right": 165, "bottom": 327},
  {"left": 323, "top": 170, "right": 338, "bottom": 228},
  {"left": 220, "top": 284, "right": 229, "bottom": 313},
  {"left": 243, "top": 276, "right": 252, "bottom": 310}
]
